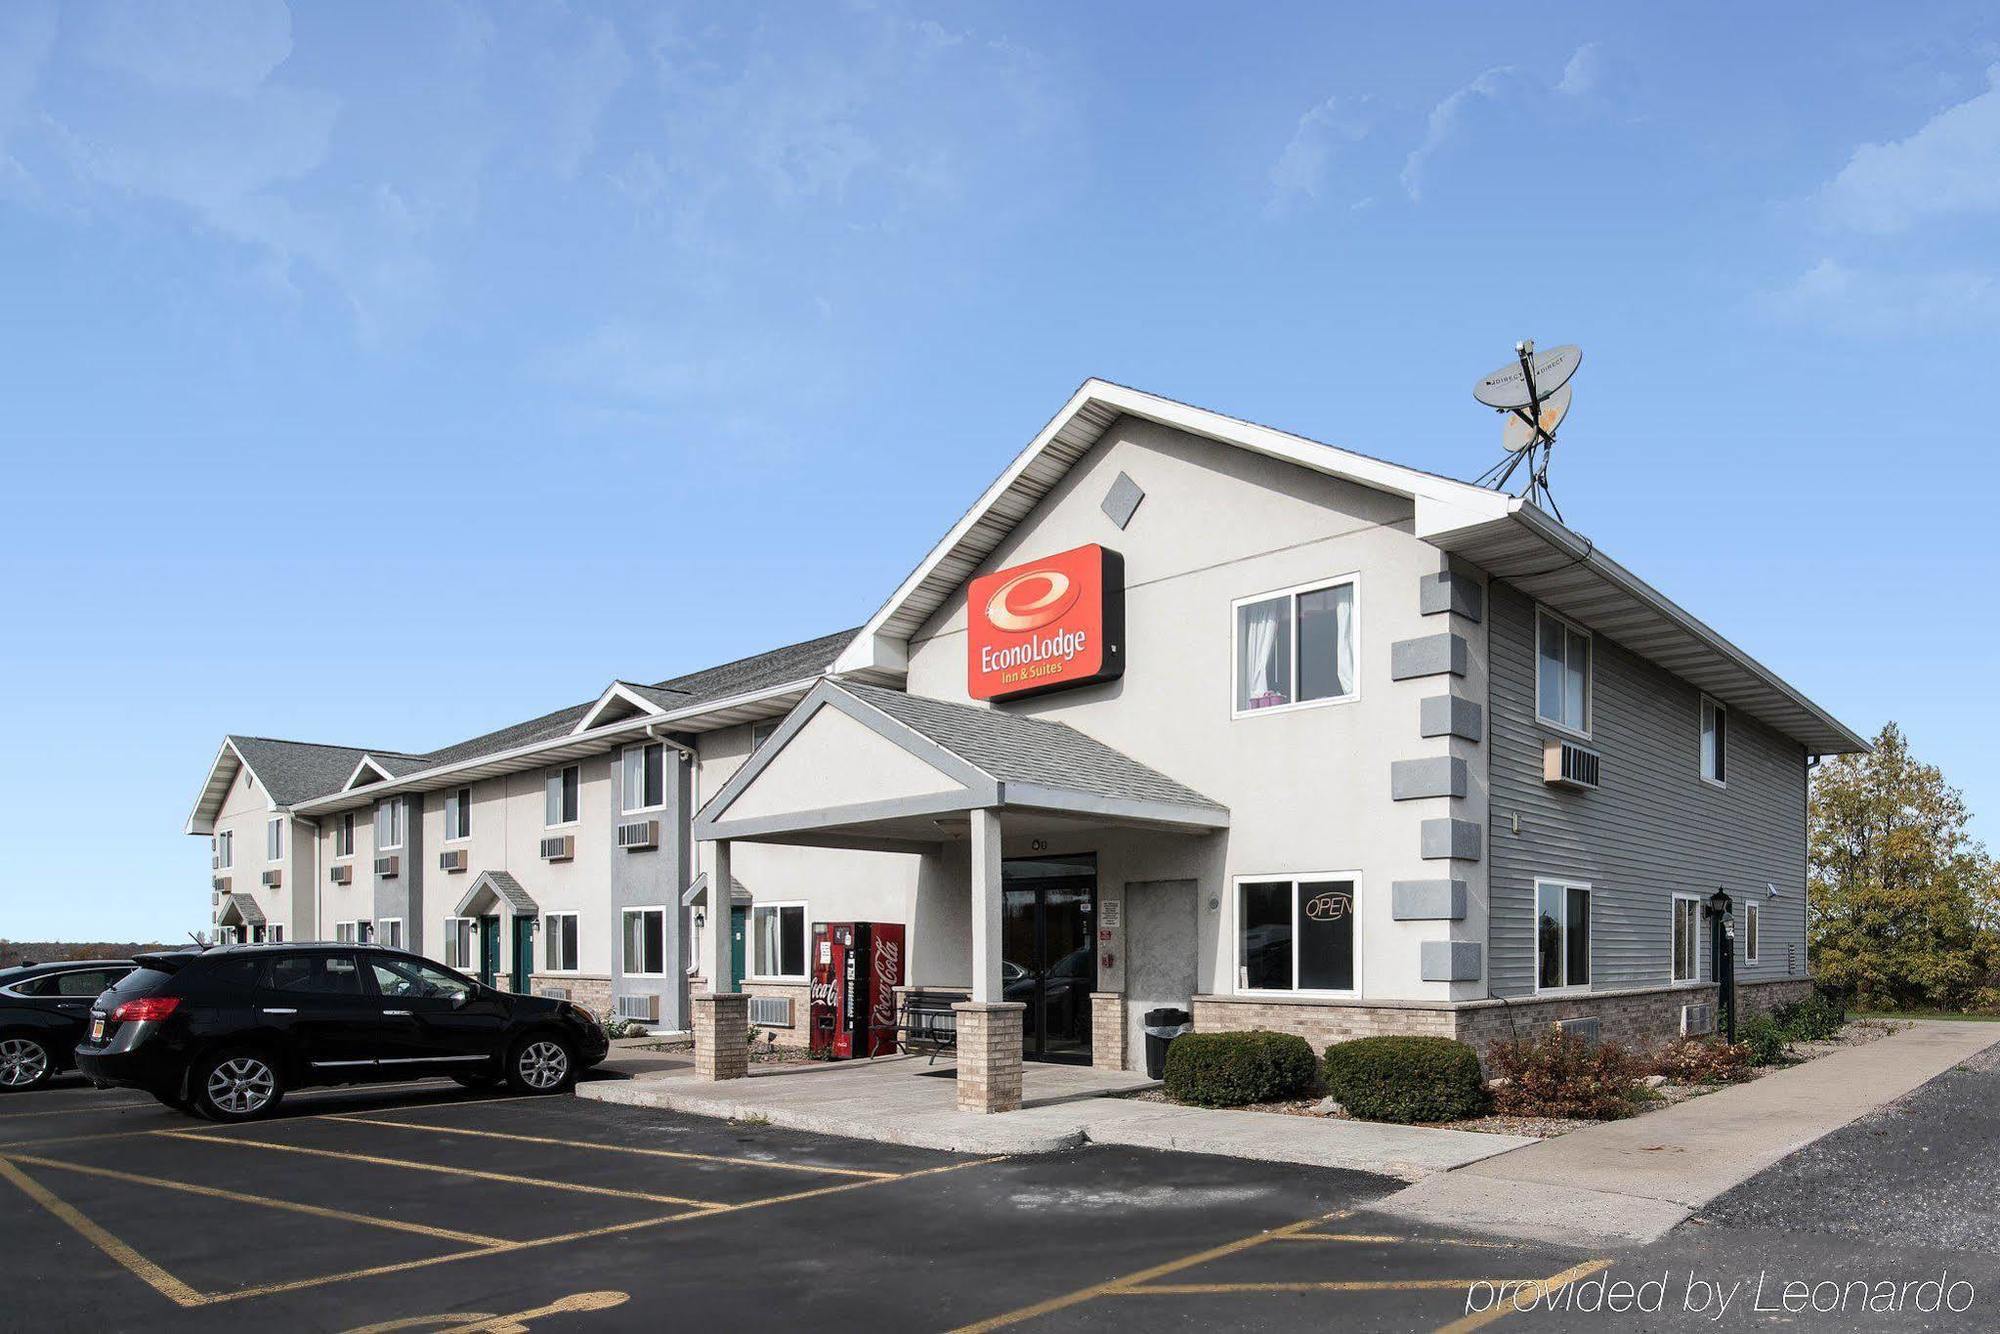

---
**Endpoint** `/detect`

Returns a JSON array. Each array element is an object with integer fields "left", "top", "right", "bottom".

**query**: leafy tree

[{"left": 1808, "top": 724, "right": 2000, "bottom": 1010}]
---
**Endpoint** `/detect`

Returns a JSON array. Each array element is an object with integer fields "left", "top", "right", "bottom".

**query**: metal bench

[{"left": 897, "top": 991, "right": 965, "bottom": 1063}]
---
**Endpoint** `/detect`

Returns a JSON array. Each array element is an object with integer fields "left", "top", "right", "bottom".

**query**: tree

[{"left": 1809, "top": 723, "right": 2000, "bottom": 1011}]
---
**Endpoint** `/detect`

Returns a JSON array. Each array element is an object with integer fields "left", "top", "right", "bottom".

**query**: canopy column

[
  {"left": 955, "top": 809, "right": 1024, "bottom": 1113},
  {"left": 693, "top": 839, "right": 747, "bottom": 1082}
]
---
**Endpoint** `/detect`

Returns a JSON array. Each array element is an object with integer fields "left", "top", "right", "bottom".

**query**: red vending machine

[{"left": 809, "top": 921, "right": 907, "bottom": 1059}]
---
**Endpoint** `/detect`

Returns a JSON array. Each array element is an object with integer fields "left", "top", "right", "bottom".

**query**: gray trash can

[{"left": 1142, "top": 1006, "right": 1193, "bottom": 1079}]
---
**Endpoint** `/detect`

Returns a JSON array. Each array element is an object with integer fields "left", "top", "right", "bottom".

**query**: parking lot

[{"left": 0, "top": 1075, "right": 1607, "bottom": 1333}]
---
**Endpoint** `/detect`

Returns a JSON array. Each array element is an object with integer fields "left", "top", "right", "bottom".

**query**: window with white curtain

[
  {"left": 444, "top": 786, "right": 472, "bottom": 840},
  {"left": 216, "top": 831, "right": 233, "bottom": 869},
  {"left": 1233, "top": 577, "right": 1358, "bottom": 715},
  {"left": 1743, "top": 902, "right": 1759, "bottom": 963},
  {"left": 266, "top": 817, "right": 284, "bottom": 862},
  {"left": 545, "top": 766, "right": 580, "bottom": 827},
  {"left": 623, "top": 908, "right": 665, "bottom": 976},
  {"left": 544, "top": 912, "right": 579, "bottom": 971},
  {"left": 1536, "top": 608, "right": 1592, "bottom": 735},
  {"left": 444, "top": 918, "right": 475, "bottom": 970},
  {"left": 751, "top": 902, "right": 807, "bottom": 980},
  {"left": 1700, "top": 696, "right": 1727, "bottom": 785},
  {"left": 333, "top": 813, "right": 354, "bottom": 858},
  {"left": 375, "top": 799, "right": 404, "bottom": 851},
  {"left": 1672, "top": 895, "right": 1701, "bottom": 983},
  {"left": 622, "top": 744, "right": 665, "bottom": 813},
  {"left": 379, "top": 918, "right": 403, "bottom": 951}
]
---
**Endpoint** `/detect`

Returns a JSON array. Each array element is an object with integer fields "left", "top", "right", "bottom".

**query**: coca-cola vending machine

[{"left": 809, "top": 921, "right": 906, "bottom": 1059}]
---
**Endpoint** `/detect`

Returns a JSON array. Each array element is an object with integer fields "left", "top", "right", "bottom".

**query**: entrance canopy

[
  {"left": 216, "top": 893, "right": 265, "bottom": 929},
  {"left": 454, "top": 869, "right": 538, "bottom": 919},
  {"left": 693, "top": 679, "right": 1229, "bottom": 850}
]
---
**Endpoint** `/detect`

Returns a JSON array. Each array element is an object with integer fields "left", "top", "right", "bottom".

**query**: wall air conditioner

[
  {"left": 1552, "top": 1016, "right": 1601, "bottom": 1044},
  {"left": 261, "top": 869, "right": 283, "bottom": 888},
  {"left": 212, "top": 876, "right": 231, "bottom": 893},
  {"left": 438, "top": 848, "right": 468, "bottom": 873},
  {"left": 540, "top": 835, "right": 575, "bottom": 862},
  {"left": 616, "top": 819, "right": 659, "bottom": 851},
  {"left": 329, "top": 864, "right": 352, "bottom": 885},
  {"left": 537, "top": 984, "right": 571, "bottom": 1001},
  {"left": 614, "top": 992, "right": 658, "bottom": 1022},
  {"left": 374, "top": 854, "right": 400, "bottom": 878},
  {"left": 1681, "top": 1002, "right": 1716, "bottom": 1037},
  {"left": 748, "top": 995, "right": 793, "bottom": 1027},
  {"left": 1543, "top": 739, "right": 1602, "bottom": 790}
]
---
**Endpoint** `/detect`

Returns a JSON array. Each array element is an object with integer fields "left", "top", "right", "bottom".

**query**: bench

[{"left": 897, "top": 991, "right": 966, "bottom": 1063}]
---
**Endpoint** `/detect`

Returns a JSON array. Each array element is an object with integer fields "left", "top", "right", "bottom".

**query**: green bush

[
  {"left": 1489, "top": 1029, "right": 1644, "bottom": 1120},
  {"left": 1162, "top": 1031, "right": 1317, "bottom": 1108},
  {"left": 1772, "top": 992, "right": 1846, "bottom": 1042},
  {"left": 1738, "top": 1012, "right": 1789, "bottom": 1066},
  {"left": 1321, "top": 1036, "right": 1488, "bottom": 1124}
]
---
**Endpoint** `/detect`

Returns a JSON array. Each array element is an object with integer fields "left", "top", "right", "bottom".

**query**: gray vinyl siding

[{"left": 1487, "top": 581, "right": 1809, "bottom": 997}]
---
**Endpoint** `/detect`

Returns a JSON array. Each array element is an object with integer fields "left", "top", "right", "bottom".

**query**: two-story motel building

[{"left": 186, "top": 380, "right": 1865, "bottom": 1111}]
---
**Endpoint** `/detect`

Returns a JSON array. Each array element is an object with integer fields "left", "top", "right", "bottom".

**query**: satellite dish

[
  {"left": 1502, "top": 381, "right": 1570, "bottom": 452},
  {"left": 1473, "top": 344, "right": 1582, "bottom": 410}
]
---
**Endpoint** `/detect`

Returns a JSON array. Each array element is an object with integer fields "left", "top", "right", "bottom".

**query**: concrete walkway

[
  {"left": 1377, "top": 1019, "right": 2000, "bottom": 1248},
  {"left": 578, "top": 1053, "right": 1532, "bottom": 1178}
]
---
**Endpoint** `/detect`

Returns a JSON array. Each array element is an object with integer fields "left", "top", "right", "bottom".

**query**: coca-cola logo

[
  {"left": 809, "top": 980, "right": 838, "bottom": 1008},
  {"left": 1305, "top": 890, "right": 1351, "bottom": 923}
]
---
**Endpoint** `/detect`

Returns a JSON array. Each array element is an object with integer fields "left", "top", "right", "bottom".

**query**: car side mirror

[{"left": 452, "top": 988, "right": 473, "bottom": 1008}]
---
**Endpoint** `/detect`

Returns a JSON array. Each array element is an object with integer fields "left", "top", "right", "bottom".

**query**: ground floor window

[
  {"left": 379, "top": 918, "right": 403, "bottom": 951},
  {"left": 1672, "top": 895, "right": 1701, "bottom": 983},
  {"left": 623, "top": 908, "right": 665, "bottom": 976},
  {"left": 1536, "top": 879, "right": 1591, "bottom": 992},
  {"left": 444, "top": 918, "right": 474, "bottom": 970},
  {"left": 544, "top": 912, "right": 579, "bottom": 972},
  {"left": 357, "top": 921, "right": 375, "bottom": 945},
  {"left": 1743, "top": 901, "right": 1760, "bottom": 963},
  {"left": 334, "top": 922, "right": 356, "bottom": 943},
  {"left": 751, "top": 901, "right": 806, "bottom": 980},
  {"left": 269, "top": 925, "right": 284, "bottom": 943},
  {"left": 1236, "top": 875, "right": 1357, "bottom": 994}
]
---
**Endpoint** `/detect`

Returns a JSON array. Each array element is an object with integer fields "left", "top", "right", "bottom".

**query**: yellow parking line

[
  {"left": 325, "top": 1114, "right": 898, "bottom": 1179},
  {"left": 1278, "top": 1231, "right": 1522, "bottom": 1249},
  {"left": 1122, "top": 1278, "right": 1526, "bottom": 1295},
  {"left": 1433, "top": 1258, "right": 1614, "bottom": 1334},
  {"left": 155, "top": 1130, "right": 731, "bottom": 1211},
  {"left": 0, "top": 1158, "right": 207, "bottom": 1308},
  {"left": 4, "top": 1152, "right": 510, "bottom": 1247}
]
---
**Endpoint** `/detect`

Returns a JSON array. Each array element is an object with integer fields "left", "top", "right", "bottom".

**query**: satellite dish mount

[{"left": 1471, "top": 339, "right": 1580, "bottom": 520}]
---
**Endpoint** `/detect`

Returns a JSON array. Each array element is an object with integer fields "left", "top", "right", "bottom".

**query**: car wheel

[
  {"left": 0, "top": 1037, "right": 52, "bottom": 1092},
  {"left": 193, "top": 1050, "right": 284, "bottom": 1122},
  {"left": 505, "top": 1035, "right": 574, "bottom": 1095}
]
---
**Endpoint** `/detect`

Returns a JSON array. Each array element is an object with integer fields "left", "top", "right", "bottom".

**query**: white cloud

[
  {"left": 1758, "top": 257, "right": 2000, "bottom": 335},
  {"left": 1266, "top": 93, "right": 1368, "bottom": 215},
  {"left": 526, "top": 6, "right": 630, "bottom": 178},
  {"left": 1557, "top": 43, "right": 1602, "bottom": 98},
  {"left": 1401, "top": 66, "right": 1517, "bottom": 203},
  {"left": 74, "top": 0, "right": 294, "bottom": 99},
  {"left": 1820, "top": 64, "right": 2000, "bottom": 234}
]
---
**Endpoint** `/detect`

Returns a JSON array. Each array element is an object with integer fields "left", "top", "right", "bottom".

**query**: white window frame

[
  {"left": 543, "top": 912, "right": 581, "bottom": 973},
  {"left": 266, "top": 817, "right": 285, "bottom": 864},
  {"left": 443, "top": 786, "right": 472, "bottom": 842},
  {"left": 749, "top": 721, "right": 780, "bottom": 753},
  {"left": 1230, "top": 872, "right": 1362, "bottom": 999},
  {"left": 749, "top": 901, "right": 809, "bottom": 982},
  {"left": 621, "top": 743, "right": 666, "bottom": 815},
  {"left": 333, "top": 813, "right": 354, "bottom": 860},
  {"left": 1535, "top": 607, "right": 1593, "bottom": 740},
  {"left": 268, "top": 925, "right": 284, "bottom": 943},
  {"left": 335, "top": 921, "right": 356, "bottom": 944},
  {"left": 378, "top": 917, "right": 404, "bottom": 951},
  {"left": 1533, "top": 877, "right": 1593, "bottom": 995},
  {"left": 1671, "top": 893, "right": 1703, "bottom": 986},
  {"left": 375, "top": 799, "right": 404, "bottom": 852},
  {"left": 444, "top": 917, "right": 475, "bottom": 970},
  {"left": 622, "top": 906, "right": 667, "bottom": 978},
  {"left": 357, "top": 921, "right": 375, "bottom": 945},
  {"left": 545, "top": 765, "right": 581, "bottom": 829},
  {"left": 216, "top": 831, "right": 233, "bottom": 870},
  {"left": 1699, "top": 694, "right": 1728, "bottom": 788},
  {"left": 1229, "top": 573, "right": 1363, "bottom": 720},
  {"left": 1743, "top": 901, "right": 1759, "bottom": 964}
]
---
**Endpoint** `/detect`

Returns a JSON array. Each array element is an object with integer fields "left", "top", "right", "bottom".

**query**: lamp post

[{"left": 1707, "top": 888, "right": 1735, "bottom": 1043}]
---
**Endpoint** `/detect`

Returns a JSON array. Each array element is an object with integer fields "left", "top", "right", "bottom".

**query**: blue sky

[{"left": 3, "top": 2, "right": 1997, "bottom": 940}]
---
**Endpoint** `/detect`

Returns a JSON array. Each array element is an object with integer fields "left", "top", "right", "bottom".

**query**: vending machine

[{"left": 809, "top": 921, "right": 907, "bottom": 1059}]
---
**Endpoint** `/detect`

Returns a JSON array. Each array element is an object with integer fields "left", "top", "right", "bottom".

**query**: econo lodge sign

[{"left": 967, "top": 544, "right": 1125, "bottom": 701}]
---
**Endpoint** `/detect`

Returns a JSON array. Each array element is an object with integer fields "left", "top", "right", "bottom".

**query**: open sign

[{"left": 1304, "top": 889, "right": 1351, "bottom": 922}]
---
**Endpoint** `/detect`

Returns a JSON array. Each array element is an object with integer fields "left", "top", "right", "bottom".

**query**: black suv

[
  {"left": 0, "top": 959, "right": 135, "bottom": 1091},
  {"left": 73, "top": 944, "right": 609, "bottom": 1121}
]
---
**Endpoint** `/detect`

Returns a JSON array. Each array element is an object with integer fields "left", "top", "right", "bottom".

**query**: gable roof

[{"left": 188, "top": 735, "right": 401, "bottom": 834}]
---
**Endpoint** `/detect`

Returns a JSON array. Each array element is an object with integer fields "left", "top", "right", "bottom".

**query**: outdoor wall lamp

[{"left": 693, "top": 908, "right": 706, "bottom": 928}]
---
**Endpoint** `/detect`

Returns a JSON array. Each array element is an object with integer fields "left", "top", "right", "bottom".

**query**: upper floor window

[
  {"left": 333, "top": 813, "right": 354, "bottom": 859},
  {"left": 1536, "top": 608, "right": 1592, "bottom": 736},
  {"left": 215, "top": 831, "right": 233, "bottom": 869},
  {"left": 1232, "top": 576, "right": 1358, "bottom": 716},
  {"left": 750, "top": 721, "right": 780, "bottom": 752},
  {"left": 750, "top": 902, "right": 807, "bottom": 980},
  {"left": 266, "top": 817, "right": 285, "bottom": 862},
  {"left": 545, "top": 765, "right": 580, "bottom": 827},
  {"left": 444, "top": 786, "right": 472, "bottom": 841},
  {"left": 375, "top": 799, "right": 404, "bottom": 851},
  {"left": 1700, "top": 696, "right": 1727, "bottom": 786},
  {"left": 1535, "top": 878, "right": 1591, "bottom": 992},
  {"left": 622, "top": 744, "right": 665, "bottom": 814}
]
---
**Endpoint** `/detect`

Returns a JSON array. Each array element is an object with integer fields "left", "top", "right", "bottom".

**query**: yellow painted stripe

[
  {"left": 1122, "top": 1278, "right": 1530, "bottom": 1295},
  {"left": 1433, "top": 1258, "right": 1616, "bottom": 1334},
  {"left": 5, "top": 1152, "right": 508, "bottom": 1247},
  {"left": 1277, "top": 1231, "right": 1523, "bottom": 1249},
  {"left": 325, "top": 1114, "right": 897, "bottom": 1179},
  {"left": 0, "top": 1157, "right": 207, "bottom": 1308}
]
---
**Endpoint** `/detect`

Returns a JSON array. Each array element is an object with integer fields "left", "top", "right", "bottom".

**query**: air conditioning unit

[
  {"left": 1552, "top": 1016, "right": 1601, "bottom": 1044},
  {"left": 329, "top": 864, "right": 352, "bottom": 885},
  {"left": 1543, "top": 739, "right": 1602, "bottom": 790},
  {"left": 748, "top": 995, "right": 793, "bottom": 1027},
  {"left": 540, "top": 835, "right": 574, "bottom": 862},
  {"left": 261, "top": 868, "right": 283, "bottom": 888},
  {"left": 438, "top": 848, "right": 468, "bottom": 873},
  {"left": 1681, "top": 1002, "right": 1716, "bottom": 1037},
  {"left": 374, "top": 854, "right": 400, "bottom": 878},
  {"left": 537, "top": 984, "right": 571, "bottom": 1001},
  {"left": 614, "top": 992, "right": 658, "bottom": 1022},
  {"left": 212, "top": 876, "right": 231, "bottom": 893},
  {"left": 616, "top": 819, "right": 659, "bottom": 851}
]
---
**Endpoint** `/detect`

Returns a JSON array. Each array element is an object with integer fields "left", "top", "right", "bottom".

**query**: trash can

[{"left": 1142, "top": 1007, "right": 1193, "bottom": 1080}]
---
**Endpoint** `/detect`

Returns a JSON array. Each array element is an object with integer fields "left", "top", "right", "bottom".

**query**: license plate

[{"left": 90, "top": 1017, "right": 105, "bottom": 1041}]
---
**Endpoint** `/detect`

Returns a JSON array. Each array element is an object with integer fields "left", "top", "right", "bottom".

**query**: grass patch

[{"left": 1854, "top": 1009, "right": 2000, "bottom": 1023}]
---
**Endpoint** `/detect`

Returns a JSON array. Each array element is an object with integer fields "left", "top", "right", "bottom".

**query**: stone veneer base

[
  {"left": 692, "top": 993, "right": 751, "bottom": 1081},
  {"left": 952, "top": 1001, "right": 1026, "bottom": 1113}
]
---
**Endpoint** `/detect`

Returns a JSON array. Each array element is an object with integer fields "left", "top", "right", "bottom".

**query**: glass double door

[{"left": 1001, "top": 856, "right": 1097, "bottom": 1064}]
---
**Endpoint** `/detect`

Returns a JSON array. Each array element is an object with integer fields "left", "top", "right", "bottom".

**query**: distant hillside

[{"left": 1, "top": 941, "right": 181, "bottom": 968}]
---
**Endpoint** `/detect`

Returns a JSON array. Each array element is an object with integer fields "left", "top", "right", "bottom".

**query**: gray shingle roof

[
  {"left": 838, "top": 682, "right": 1227, "bottom": 814},
  {"left": 227, "top": 737, "right": 386, "bottom": 808},
  {"left": 651, "top": 629, "right": 856, "bottom": 705},
  {"left": 218, "top": 893, "right": 266, "bottom": 927},
  {"left": 460, "top": 870, "right": 538, "bottom": 916}
]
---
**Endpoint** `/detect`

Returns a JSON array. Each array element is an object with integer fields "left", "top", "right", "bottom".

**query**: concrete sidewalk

[
  {"left": 578, "top": 1053, "right": 1532, "bottom": 1178},
  {"left": 1377, "top": 1019, "right": 2000, "bottom": 1248}
]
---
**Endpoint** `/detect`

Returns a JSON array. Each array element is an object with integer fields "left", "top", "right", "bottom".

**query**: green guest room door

[
  {"left": 479, "top": 915, "right": 501, "bottom": 987},
  {"left": 730, "top": 905, "right": 747, "bottom": 990}
]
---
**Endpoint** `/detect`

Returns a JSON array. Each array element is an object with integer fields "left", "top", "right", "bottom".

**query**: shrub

[
  {"left": 1322, "top": 1036, "right": 1488, "bottom": 1124},
  {"left": 601, "top": 1012, "right": 646, "bottom": 1040},
  {"left": 1738, "top": 1012, "right": 1789, "bottom": 1066},
  {"left": 1771, "top": 992, "right": 1846, "bottom": 1042},
  {"left": 1488, "top": 1029, "right": 1644, "bottom": 1120},
  {"left": 1650, "top": 1036, "right": 1752, "bottom": 1084},
  {"left": 1162, "top": 1031, "right": 1317, "bottom": 1108}
]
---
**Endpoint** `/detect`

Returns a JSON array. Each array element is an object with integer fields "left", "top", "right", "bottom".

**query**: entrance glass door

[{"left": 1001, "top": 856, "right": 1097, "bottom": 1064}]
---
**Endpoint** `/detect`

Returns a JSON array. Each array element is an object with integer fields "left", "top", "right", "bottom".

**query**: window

[
  {"left": 545, "top": 765, "right": 580, "bottom": 827},
  {"left": 375, "top": 799, "right": 404, "bottom": 851},
  {"left": 378, "top": 918, "right": 404, "bottom": 951},
  {"left": 444, "top": 786, "right": 472, "bottom": 841},
  {"left": 544, "top": 912, "right": 580, "bottom": 971},
  {"left": 266, "top": 817, "right": 285, "bottom": 862},
  {"left": 334, "top": 922, "right": 356, "bottom": 943},
  {"left": 1233, "top": 577, "right": 1358, "bottom": 715},
  {"left": 1535, "top": 879, "right": 1592, "bottom": 991},
  {"left": 623, "top": 908, "right": 665, "bottom": 976},
  {"left": 1743, "top": 901, "right": 1760, "bottom": 963},
  {"left": 369, "top": 955, "right": 472, "bottom": 1001},
  {"left": 750, "top": 721, "right": 780, "bottom": 752},
  {"left": 356, "top": 921, "right": 375, "bottom": 945},
  {"left": 1672, "top": 895, "right": 1702, "bottom": 984},
  {"left": 622, "top": 744, "right": 665, "bottom": 814},
  {"left": 18, "top": 967, "right": 130, "bottom": 997},
  {"left": 269, "top": 925, "right": 284, "bottom": 943},
  {"left": 1536, "top": 608, "right": 1592, "bottom": 735},
  {"left": 1235, "top": 876, "right": 1357, "bottom": 994},
  {"left": 268, "top": 953, "right": 362, "bottom": 994},
  {"left": 215, "top": 831, "right": 233, "bottom": 869},
  {"left": 333, "top": 813, "right": 354, "bottom": 859},
  {"left": 1700, "top": 696, "right": 1727, "bottom": 786},
  {"left": 751, "top": 902, "right": 807, "bottom": 980},
  {"left": 444, "top": 918, "right": 475, "bottom": 970}
]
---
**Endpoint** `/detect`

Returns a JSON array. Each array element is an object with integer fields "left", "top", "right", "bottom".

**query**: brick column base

[
  {"left": 692, "top": 992, "right": 750, "bottom": 1082},
  {"left": 1089, "top": 992, "right": 1126, "bottom": 1072},
  {"left": 952, "top": 1001, "right": 1025, "bottom": 1113}
]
